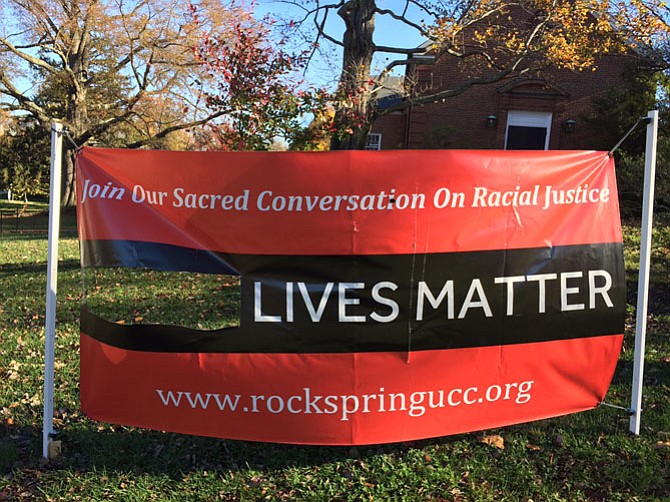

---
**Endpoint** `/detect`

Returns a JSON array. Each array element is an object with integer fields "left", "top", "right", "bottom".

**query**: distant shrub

[{"left": 616, "top": 135, "right": 670, "bottom": 216}]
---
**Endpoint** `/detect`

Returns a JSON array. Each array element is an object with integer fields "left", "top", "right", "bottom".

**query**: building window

[
  {"left": 505, "top": 111, "right": 552, "bottom": 150},
  {"left": 365, "top": 133, "right": 382, "bottom": 150}
]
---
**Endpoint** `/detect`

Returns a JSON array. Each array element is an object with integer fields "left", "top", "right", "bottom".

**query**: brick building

[{"left": 369, "top": 51, "right": 638, "bottom": 151}]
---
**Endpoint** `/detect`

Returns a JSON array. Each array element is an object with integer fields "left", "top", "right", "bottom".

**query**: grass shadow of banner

[{"left": 41, "top": 422, "right": 456, "bottom": 476}]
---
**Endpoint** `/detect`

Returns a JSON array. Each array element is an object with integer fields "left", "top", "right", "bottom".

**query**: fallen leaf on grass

[{"left": 480, "top": 434, "right": 505, "bottom": 449}]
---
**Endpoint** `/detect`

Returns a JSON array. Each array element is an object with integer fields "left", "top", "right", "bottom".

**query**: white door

[{"left": 505, "top": 111, "right": 553, "bottom": 150}]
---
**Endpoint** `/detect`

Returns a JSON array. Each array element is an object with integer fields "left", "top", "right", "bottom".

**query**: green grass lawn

[{"left": 0, "top": 217, "right": 669, "bottom": 501}]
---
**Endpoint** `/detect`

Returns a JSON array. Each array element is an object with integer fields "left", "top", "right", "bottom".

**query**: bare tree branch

[
  {"left": 0, "top": 70, "right": 52, "bottom": 125},
  {"left": 0, "top": 36, "right": 59, "bottom": 74},
  {"left": 125, "top": 109, "right": 231, "bottom": 148}
]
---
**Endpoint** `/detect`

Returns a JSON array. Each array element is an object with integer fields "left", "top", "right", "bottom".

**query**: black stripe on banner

[{"left": 80, "top": 243, "right": 625, "bottom": 354}]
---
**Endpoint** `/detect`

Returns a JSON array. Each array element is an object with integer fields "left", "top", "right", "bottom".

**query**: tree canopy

[
  {"left": 0, "top": 0, "right": 249, "bottom": 204},
  {"left": 193, "top": 11, "right": 329, "bottom": 150},
  {"left": 1, "top": 0, "right": 668, "bottom": 202},
  {"left": 286, "top": 0, "right": 670, "bottom": 149},
  {"left": 0, "top": 116, "right": 50, "bottom": 199}
]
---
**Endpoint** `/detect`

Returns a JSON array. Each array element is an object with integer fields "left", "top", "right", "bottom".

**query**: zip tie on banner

[
  {"left": 600, "top": 401, "right": 635, "bottom": 416},
  {"left": 608, "top": 116, "right": 653, "bottom": 157}
]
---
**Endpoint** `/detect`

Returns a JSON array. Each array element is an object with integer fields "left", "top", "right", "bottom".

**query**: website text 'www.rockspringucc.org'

[{"left": 155, "top": 380, "right": 534, "bottom": 422}]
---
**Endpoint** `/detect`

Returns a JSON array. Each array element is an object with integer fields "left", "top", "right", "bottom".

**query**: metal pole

[
  {"left": 43, "top": 122, "right": 63, "bottom": 459},
  {"left": 630, "top": 110, "right": 658, "bottom": 435}
]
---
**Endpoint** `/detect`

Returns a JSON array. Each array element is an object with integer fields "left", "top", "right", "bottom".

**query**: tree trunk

[
  {"left": 61, "top": 8, "right": 91, "bottom": 206},
  {"left": 330, "top": 0, "right": 376, "bottom": 150},
  {"left": 61, "top": 85, "right": 87, "bottom": 207},
  {"left": 61, "top": 147, "right": 77, "bottom": 207}
]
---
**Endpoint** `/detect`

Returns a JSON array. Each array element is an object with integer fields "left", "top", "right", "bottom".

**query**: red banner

[{"left": 76, "top": 148, "right": 624, "bottom": 444}]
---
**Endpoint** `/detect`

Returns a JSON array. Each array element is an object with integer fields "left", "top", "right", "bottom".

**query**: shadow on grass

[
  {"left": 0, "top": 260, "right": 81, "bottom": 276},
  {"left": 627, "top": 278, "right": 670, "bottom": 314},
  {"left": 0, "top": 206, "right": 78, "bottom": 236},
  {"left": 611, "top": 360, "right": 670, "bottom": 387},
  {"left": 8, "top": 419, "right": 460, "bottom": 478}
]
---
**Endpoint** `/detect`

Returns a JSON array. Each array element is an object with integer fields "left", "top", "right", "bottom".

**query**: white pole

[
  {"left": 630, "top": 110, "right": 658, "bottom": 435},
  {"left": 43, "top": 122, "right": 63, "bottom": 459}
]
